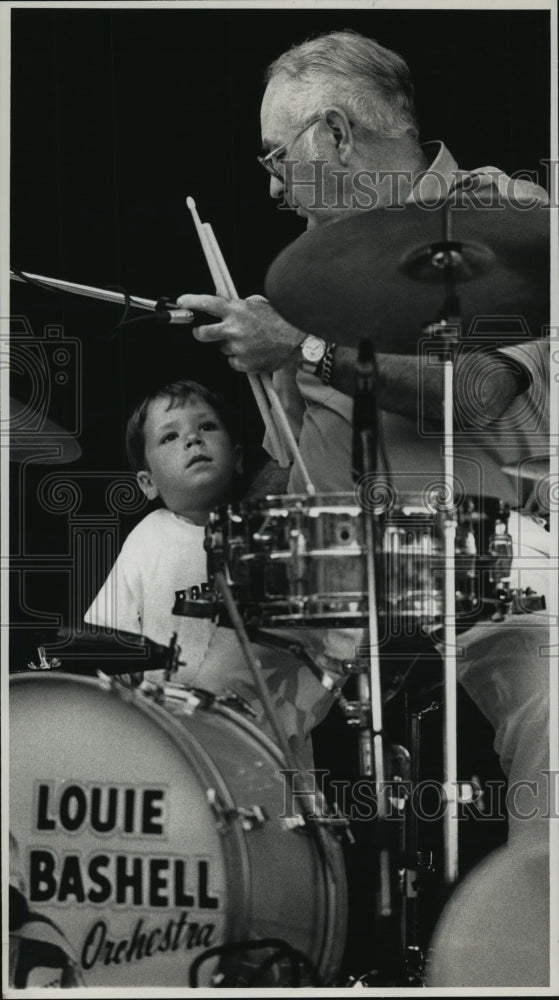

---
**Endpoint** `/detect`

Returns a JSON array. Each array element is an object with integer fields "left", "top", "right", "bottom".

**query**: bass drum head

[{"left": 10, "top": 673, "right": 346, "bottom": 987}]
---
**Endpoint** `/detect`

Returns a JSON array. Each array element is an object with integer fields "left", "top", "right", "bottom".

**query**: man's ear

[
  {"left": 233, "top": 444, "right": 243, "bottom": 476},
  {"left": 136, "top": 469, "right": 159, "bottom": 501},
  {"left": 324, "top": 107, "right": 354, "bottom": 165}
]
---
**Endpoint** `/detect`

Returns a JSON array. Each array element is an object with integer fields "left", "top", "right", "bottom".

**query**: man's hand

[{"left": 176, "top": 293, "right": 306, "bottom": 372}]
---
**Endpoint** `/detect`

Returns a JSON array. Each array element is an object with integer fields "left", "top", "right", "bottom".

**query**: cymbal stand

[{"left": 425, "top": 201, "right": 461, "bottom": 885}]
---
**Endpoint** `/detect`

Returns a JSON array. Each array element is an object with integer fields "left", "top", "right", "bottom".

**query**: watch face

[{"left": 302, "top": 336, "right": 326, "bottom": 363}]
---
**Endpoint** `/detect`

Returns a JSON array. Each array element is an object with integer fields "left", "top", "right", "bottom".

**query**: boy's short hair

[{"left": 126, "top": 379, "right": 236, "bottom": 472}]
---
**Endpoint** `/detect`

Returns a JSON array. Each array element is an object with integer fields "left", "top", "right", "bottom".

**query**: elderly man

[{"left": 179, "top": 30, "right": 551, "bottom": 986}]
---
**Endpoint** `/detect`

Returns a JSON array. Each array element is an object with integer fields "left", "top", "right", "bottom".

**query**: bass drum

[{"left": 10, "top": 673, "right": 347, "bottom": 988}]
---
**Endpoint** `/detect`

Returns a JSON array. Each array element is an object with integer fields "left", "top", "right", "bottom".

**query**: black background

[
  {"left": 11, "top": 6, "right": 550, "bottom": 451},
  {"left": 9, "top": 7, "right": 551, "bottom": 979}
]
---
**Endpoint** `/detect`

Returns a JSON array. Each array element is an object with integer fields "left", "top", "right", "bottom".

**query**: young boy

[
  {"left": 85, "top": 378, "right": 349, "bottom": 766},
  {"left": 85, "top": 379, "right": 242, "bottom": 688}
]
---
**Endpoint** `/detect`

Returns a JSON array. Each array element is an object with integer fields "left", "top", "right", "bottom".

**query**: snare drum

[
  {"left": 10, "top": 673, "right": 347, "bottom": 987},
  {"left": 206, "top": 493, "right": 367, "bottom": 628},
  {"left": 200, "top": 493, "right": 511, "bottom": 636}
]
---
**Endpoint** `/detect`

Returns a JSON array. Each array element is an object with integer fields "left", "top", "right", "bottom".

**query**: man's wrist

[
  {"left": 300, "top": 334, "right": 327, "bottom": 375},
  {"left": 317, "top": 341, "right": 336, "bottom": 385}
]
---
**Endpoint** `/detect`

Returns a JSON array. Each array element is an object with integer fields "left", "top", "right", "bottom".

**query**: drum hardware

[
  {"left": 216, "top": 689, "right": 259, "bottom": 718},
  {"left": 205, "top": 788, "right": 269, "bottom": 833},
  {"left": 352, "top": 339, "right": 395, "bottom": 925},
  {"left": 142, "top": 681, "right": 207, "bottom": 715},
  {"left": 38, "top": 626, "right": 182, "bottom": 678},
  {"left": 510, "top": 588, "right": 546, "bottom": 614},
  {"left": 188, "top": 937, "right": 321, "bottom": 988},
  {"left": 27, "top": 646, "right": 61, "bottom": 671},
  {"left": 164, "top": 631, "right": 180, "bottom": 681},
  {"left": 173, "top": 583, "right": 219, "bottom": 619}
]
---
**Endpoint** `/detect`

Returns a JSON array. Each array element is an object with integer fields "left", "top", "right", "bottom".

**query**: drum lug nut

[
  {"left": 206, "top": 789, "right": 268, "bottom": 833},
  {"left": 27, "top": 646, "right": 61, "bottom": 671},
  {"left": 342, "top": 700, "right": 367, "bottom": 726},
  {"left": 282, "top": 813, "right": 307, "bottom": 831},
  {"left": 235, "top": 805, "right": 268, "bottom": 831}
]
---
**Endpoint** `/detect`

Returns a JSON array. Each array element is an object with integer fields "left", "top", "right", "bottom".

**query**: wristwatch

[{"left": 300, "top": 334, "right": 327, "bottom": 375}]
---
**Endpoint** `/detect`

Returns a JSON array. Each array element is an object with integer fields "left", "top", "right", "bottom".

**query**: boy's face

[{"left": 136, "top": 394, "right": 242, "bottom": 519}]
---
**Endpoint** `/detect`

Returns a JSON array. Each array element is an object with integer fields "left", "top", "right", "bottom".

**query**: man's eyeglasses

[{"left": 257, "top": 116, "right": 322, "bottom": 180}]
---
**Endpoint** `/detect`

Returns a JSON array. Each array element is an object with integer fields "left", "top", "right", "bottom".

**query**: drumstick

[
  {"left": 187, "top": 199, "right": 313, "bottom": 483},
  {"left": 187, "top": 201, "right": 229, "bottom": 296},
  {"left": 187, "top": 201, "right": 287, "bottom": 459},
  {"left": 202, "top": 222, "right": 315, "bottom": 492},
  {"left": 265, "top": 382, "right": 316, "bottom": 496},
  {"left": 201, "top": 222, "right": 315, "bottom": 491},
  {"left": 200, "top": 222, "right": 294, "bottom": 469},
  {"left": 202, "top": 222, "right": 315, "bottom": 488}
]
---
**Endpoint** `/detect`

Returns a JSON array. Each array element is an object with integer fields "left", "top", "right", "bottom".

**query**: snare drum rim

[
  {"left": 241, "top": 492, "right": 362, "bottom": 516},
  {"left": 9, "top": 671, "right": 252, "bottom": 982}
]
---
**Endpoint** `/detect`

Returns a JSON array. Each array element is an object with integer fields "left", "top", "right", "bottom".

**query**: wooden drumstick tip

[{"left": 186, "top": 196, "right": 196, "bottom": 211}]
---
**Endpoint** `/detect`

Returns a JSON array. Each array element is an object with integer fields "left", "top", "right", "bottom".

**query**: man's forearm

[
  {"left": 329, "top": 346, "right": 520, "bottom": 425},
  {"left": 330, "top": 346, "right": 443, "bottom": 421}
]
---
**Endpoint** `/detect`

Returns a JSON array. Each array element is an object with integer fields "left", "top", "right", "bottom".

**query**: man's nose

[{"left": 269, "top": 173, "right": 285, "bottom": 200}]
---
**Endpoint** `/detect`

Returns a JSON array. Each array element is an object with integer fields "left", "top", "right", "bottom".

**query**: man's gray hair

[{"left": 265, "top": 29, "right": 418, "bottom": 139}]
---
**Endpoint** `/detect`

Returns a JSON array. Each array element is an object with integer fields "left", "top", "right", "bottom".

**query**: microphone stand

[
  {"left": 10, "top": 269, "right": 195, "bottom": 321},
  {"left": 353, "top": 341, "right": 394, "bottom": 926}
]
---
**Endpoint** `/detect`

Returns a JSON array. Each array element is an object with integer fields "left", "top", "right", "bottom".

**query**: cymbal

[
  {"left": 9, "top": 396, "right": 81, "bottom": 464},
  {"left": 501, "top": 456, "right": 551, "bottom": 481},
  {"left": 264, "top": 197, "right": 549, "bottom": 352}
]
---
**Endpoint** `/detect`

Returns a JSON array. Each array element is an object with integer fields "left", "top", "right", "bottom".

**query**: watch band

[{"left": 317, "top": 342, "right": 336, "bottom": 385}]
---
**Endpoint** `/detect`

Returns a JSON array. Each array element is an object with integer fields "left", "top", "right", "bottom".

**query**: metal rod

[
  {"left": 439, "top": 201, "right": 459, "bottom": 885},
  {"left": 442, "top": 357, "right": 459, "bottom": 884},
  {"left": 11, "top": 269, "right": 167, "bottom": 313},
  {"left": 360, "top": 424, "right": 392, "bottom": 919}
]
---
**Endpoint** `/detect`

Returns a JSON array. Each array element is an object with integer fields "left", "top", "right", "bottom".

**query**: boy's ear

[
  {"left": 136, "top": 470, "right": 159, "bottom": 501},
  {"left": 233, "top": 444, "right": 243, "bottom": 476}
]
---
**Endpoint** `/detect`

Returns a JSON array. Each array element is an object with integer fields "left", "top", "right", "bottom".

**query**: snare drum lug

[{"left": 341, "top": 700, "right": 368, "bottom": 726}]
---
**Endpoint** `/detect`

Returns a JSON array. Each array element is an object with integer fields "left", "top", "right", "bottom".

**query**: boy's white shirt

[
  {"left": 84, "top": 508, "right": 215, "bottom": 685},
  {"left": 84, "top": 506, "right": 356, "bottom": 766}
]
